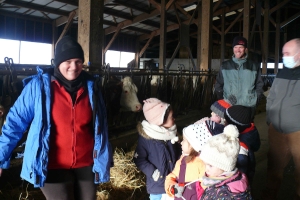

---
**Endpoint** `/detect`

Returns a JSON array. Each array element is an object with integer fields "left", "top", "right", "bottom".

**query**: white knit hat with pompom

[{"left": 200, "top": 124, "right": 240, "bottom": 172}]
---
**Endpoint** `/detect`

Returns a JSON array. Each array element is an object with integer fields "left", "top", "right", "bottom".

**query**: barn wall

[{"left": 0, "top": 14, "right": 52, "bottom": 43}]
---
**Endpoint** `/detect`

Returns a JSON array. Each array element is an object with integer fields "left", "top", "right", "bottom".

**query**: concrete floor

[{"left": 251, "top": 111, "right": 296, "bottom": 200}]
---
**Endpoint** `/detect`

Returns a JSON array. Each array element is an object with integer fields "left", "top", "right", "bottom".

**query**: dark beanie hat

[
  {"left": 224, "top": 105, "right": 252, "bottom": 132},
  {"left": 54, "top": 36, "right": 84, "bottom": 67},
  {"left": 210, "top": 99, "right": 232, "bottom": 119},
  {"left": 232, "top": 36, "right": 247, "bottom": 48}
]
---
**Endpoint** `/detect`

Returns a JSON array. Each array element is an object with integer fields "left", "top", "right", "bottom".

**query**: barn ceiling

[{"left": 1, "top": 0, "right": 300, "bottom": 59}]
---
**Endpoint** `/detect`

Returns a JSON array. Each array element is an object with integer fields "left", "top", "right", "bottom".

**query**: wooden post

[
  {"left": 274, "top": 0, "right": 281, "bottom": 74},
  {"left": 159, "top": 0, "right": 166, "bottom": 70},
  {"left": 220, "top": 8, "right": 225, "bottom": 65},
  {"left": 197, "top": 3, "right": 201, "bottom": 70},
  {"left": 78, "top": 0, "right": 104, "bottom": 67},
  {"left": 200, "top": 0, "right": 212, "bottom": 71},
  {"left": 262, "top": 0, "right": 269, "bottom": 74},
  {"left": 243, "top": 0, "right": 250, "bottom": 40}
]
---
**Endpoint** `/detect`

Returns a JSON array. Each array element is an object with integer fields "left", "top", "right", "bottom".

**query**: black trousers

[{"left": 40, "top": 166, "right": 96, "bottom": 200}]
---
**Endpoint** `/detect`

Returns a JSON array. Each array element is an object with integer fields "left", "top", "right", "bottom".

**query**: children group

[{"left": 133, "top": 97, "right": 260, "bottom": 200}]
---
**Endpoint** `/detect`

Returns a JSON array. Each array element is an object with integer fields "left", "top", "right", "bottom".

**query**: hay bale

[{"left": 97, "top": 147, "right": 147, "bottom": 200}]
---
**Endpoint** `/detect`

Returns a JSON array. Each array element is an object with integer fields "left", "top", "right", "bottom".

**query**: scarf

[
  {"left": 232, "top": 54, "right": 248, "bottom": 69},
  {"left": 141, "top": 120, "right": 178, "bottom": 143},
  {"left": 202, "top": 168, "right": 238, "bottom": 187},
  {"left": 54, "top": 67, "right": 85, "bottom": 103}
]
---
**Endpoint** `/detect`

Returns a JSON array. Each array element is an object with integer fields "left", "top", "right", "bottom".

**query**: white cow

[{"left": 120, "top": 76, "right": 142, "bottom": 112}]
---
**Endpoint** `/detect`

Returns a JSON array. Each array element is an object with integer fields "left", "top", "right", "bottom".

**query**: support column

[
  {"left": 200, "top": 0, "right": 212, "bottom": 71},
  {"left": 135, "top": 40, "right": 140, "bottom": 68},
  {"left": 159, "top": 0, "right": 166, "bottom": 70},
  {"left": 78, "top": 0, "right": 104, "bottom": 67},
  {"left": 220, "top": 8, "right": 225, "bottom": 65},
  {"left": 262, "top": 0, "right": 269, "bottom": 74},
  {"left": 243, "top": 0, "right": 250, "bottom": 40},
  {"left": 274, "top": 0, "right": 281, "bottom": 74},
  {"left": 197, "top": 3, "right": 202, "bottom": 70},
  {"left": 52, "top": 21, "right": 57, "bottom": 59}
]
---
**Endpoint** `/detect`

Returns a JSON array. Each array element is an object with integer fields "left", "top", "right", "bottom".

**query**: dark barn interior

[{"left": 0, "top": 0, "right": 300, "bottom": 199}]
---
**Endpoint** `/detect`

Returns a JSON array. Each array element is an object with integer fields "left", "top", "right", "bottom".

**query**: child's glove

[
  {"left": 152, "top": 169, "right": 160, "bottom": 181},
  {"left": 172, "top": 183, "right": 185, "bottom": 198}
]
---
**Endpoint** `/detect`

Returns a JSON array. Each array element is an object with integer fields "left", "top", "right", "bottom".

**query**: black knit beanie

[
  {"left": 224, "top": 105, "right": 252, "bottom": 132},
  {"left": 54, "top": 36, "right": 84, "bottom": 67},
  {"left": 232, "top": 36, "right": 247, "bottom": 48}
]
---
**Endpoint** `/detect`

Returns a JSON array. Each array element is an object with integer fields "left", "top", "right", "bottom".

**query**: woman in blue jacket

[{"left": 0, "top": 36, "right": 111, "bottom": 200}]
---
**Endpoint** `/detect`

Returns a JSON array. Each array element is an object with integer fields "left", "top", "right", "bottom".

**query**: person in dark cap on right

[
  {"left": 0, "top": 35, "right": 111, "bottom": 199},
  {"left": 214, "top": 36, "right": 264, "bottom": 119},
  {"left": 224, "top": 105, "right": 261, "bottom": 185}
]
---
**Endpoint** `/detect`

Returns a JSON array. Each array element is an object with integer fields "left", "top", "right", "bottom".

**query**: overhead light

[
  {"left": 184, "top": 4, "right": 197, "bottom": 12},
  {"left": 213, "top": 16, "right": 220, "bottom": 21},
  {"left": 213, "top": 0, "right": 219, "bottom": 2}
]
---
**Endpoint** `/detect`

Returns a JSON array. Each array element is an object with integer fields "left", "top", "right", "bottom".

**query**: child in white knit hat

[
  {"left": 198, "top": 125, "right": 252, "bottom": 199},
  {"left": 164, "top": 121, "right": 218, "bottom": 199},
  {"left": 133, "top": 98, "right": 181, "bottom": 200}
]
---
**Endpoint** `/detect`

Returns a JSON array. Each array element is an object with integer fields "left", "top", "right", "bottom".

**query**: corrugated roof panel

[
  {"left": 30, "top": 11, "right": 44, "bottom": 17},
  {"left": 60, "top": 4, "right": 77, "bottom": 11},
  {"left": 47, "top": 1, "right": 66, "bottom": 9},
  {"left": 32, "top": 0, "right": 53, "bottom": 6},
  {"left": 0, "top": 5, "right": 18, "bottom": 12},
  {"left": 46, "top": 13, "right": 61, "bottom": 19},
  {"left": 15, "top": 8, "right": 31, "bottom": 13}
]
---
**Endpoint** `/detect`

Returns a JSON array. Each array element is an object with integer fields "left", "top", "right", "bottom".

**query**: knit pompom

[
  {"left": 223, "top": 125, "right": 239, "bottom": 141},
  {"left": 171, "top": 136, "right": 179, "bottom": 144}
]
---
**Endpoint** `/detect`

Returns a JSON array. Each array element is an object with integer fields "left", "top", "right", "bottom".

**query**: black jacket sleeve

[{"left": 214, "top": 68, "right": 224, "bottom": 100}]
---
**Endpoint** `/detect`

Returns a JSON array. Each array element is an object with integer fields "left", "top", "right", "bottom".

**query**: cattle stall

[{"left": 0, "top": 59, "right": 274, "bottom": 150}]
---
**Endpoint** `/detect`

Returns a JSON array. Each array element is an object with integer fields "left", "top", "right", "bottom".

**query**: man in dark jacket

[
  {"left": 263, "top": 38, "right": 300, "bottom": 199},
  {"left": 214, "top": 36, "right": 264, "bottom": 119}
]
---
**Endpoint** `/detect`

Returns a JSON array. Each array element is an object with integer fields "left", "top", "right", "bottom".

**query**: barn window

[
  {"left": 0, "top": 38, "right": 52, "bottom": 65},
  {"left": 105, "top": 50, "right": 135, "bottom": 68}
]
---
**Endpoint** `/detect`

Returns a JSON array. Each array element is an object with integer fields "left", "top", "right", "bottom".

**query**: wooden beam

[
  {"left": 212, "top": 25, "right": 221, "bottom": 35},
  {"left": 5, "top": 0, "right": 69, "bottom": 16},
  {"left": 225, "top": 11, "right": 243, "bottom": 34},
  {"left": 0, "top": 10, "right": 52, "bottom": 24},
  {"left": 197, "top": 2, "right": 201, "bottom": 70},
  {"left": 269, "top": 0, "right": 291, "bottom": 15},
  {"left": 262, "top": 0, "right": 269, "bottom": 74},
  {"left": 243, "top": 0, "right": 250, "bottom": 40},
  {"left": 159, "top": 0, "right": 166, "bottom": 70},
  {"left": 274, "top": 0, "right": 281, "bottom": 74},
  {"left": 104, "top": 23, "right": 123, "bottom": 53},
  {"left": 148, "top": 0, "right": 161, "bottom": 12},
  {"left": 280, "top": 11, "right": 300, "bottom": 28},
  {"left": 200, "top": 0, "right": 212, "bottom": 71},
  {"left": 78, "top": 0, "right": 104, "bottom": 66},
  {"left": 166, "top": 0, "right": 175, "bottom": 10},
  {"left": 214, "top": 2, "right": 243, "bottom": 16},
  {"left": 213, "top": 0, "right": 223, "bottom": 12},
  {"left": 220, "top": 8, "right": 225, "bottom": 64},
  {"left": 139, "top": 32, "right": 156, "bottom": 57},
  {"left": 104, "top": 0, "right": 196, "bottom": 35},
  {"left": 56, "top": 11, "right": 76, "bottom": 45}
]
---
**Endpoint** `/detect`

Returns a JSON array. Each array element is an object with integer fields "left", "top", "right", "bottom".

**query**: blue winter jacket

[
  {"left": 133, "top": 122, "right": 181, "bottom": 194},
  {"left": 0, "top": 67, "right": 111, "bottom": 187}
]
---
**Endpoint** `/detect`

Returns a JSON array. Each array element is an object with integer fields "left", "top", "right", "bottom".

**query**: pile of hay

[{"left": 97, "top": 147, "right": 147, "bottom": 200}]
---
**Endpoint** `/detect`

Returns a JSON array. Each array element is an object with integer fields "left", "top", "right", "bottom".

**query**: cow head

[{"left": 120, "top": 76, "right": 142, "bottom": 112}]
